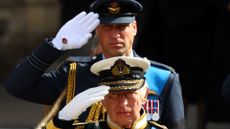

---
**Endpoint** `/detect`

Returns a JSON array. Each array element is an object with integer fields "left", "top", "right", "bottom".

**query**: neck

[{"left": 102, "top": 51, "right": 134, "bottom": 59}]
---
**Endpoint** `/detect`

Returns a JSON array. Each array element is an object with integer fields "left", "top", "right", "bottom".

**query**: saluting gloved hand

[
  {"left": 52, "top": 11, "right": 100, "bottom": 50},
  {"left": 58, "top": 86, "right": 110, "bottom": 121}
]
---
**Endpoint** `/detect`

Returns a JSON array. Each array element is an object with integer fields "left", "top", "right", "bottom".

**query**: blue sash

[{"left": 145, "top": 66, "right": 170, "bottom": 96}]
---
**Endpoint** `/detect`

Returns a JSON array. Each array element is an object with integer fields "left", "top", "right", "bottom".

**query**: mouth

[
  {"left": 117, "top": 111, "right": 131, "bottom": 116},
  {"left": 110, "top": 42, "right": 123, "bottom": 48}
]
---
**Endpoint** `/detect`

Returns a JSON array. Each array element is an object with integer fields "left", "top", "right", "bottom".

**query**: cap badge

[
  {"left": 108, "top": 1, "right": 120, "bottom": 14},
  {"left": 111, "top": 59, "right": 130, "bottom": 76}
]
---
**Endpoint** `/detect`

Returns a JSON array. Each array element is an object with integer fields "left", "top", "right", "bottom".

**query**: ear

[
  {"left": 101, "top": 99, "right": 105, "bottom": 106},
  {"left": 132, "top": 20, "right": 137, "bottom": 36},
  {"left": 144, "top": 88, "right": 149, "bottom": 99},
  {"left": 142, "top": 88, "right": 149, "bottom": 104}
]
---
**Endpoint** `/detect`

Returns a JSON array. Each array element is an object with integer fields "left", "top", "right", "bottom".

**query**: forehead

[
  {"left": 99, "top": 22, "right": 132, "bottom": 27},
  {"left": 99, "top": 20, "right": 136, "bottom": 25},
  {"left": 97, "top": 22, "right": 135, "bottom": 31},
  {"left": 104, "top": 23, "right": 129, "bottom": 25},
  {"left": 109, "top": 90, "right": 137, "bottom": 94}
]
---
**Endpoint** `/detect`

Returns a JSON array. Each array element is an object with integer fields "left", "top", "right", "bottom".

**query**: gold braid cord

[
  {"left": 36, "top": 62, "right": 105, "bottom": 129},
  {"left": 74, "top": 102, "right": 104, "bottom": 129},
  {"left": 66, "top": 62, "right": 77, "bottom": 103},
  {"left": 35, "top": 62, "right": 77, "bottom": 129},
  {"left": 66, "top": 63, "right": 106, "bottom": 128},
  {"left": 35, "top": 87, "right": 67, "bottom": 129},
  {"left": 86, "top": 102, "right": 102, "bottom": 121},
  {"left": 149, "top": 121, "right": 168, "bottom": 129}
]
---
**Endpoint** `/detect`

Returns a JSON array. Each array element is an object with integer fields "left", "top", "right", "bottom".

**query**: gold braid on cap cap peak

[
  {"left": 98, "top": 58, "right": 146, "bottom": 91},
  {"left": 99, "top": 79, "right": 145, "bottom": 91}
]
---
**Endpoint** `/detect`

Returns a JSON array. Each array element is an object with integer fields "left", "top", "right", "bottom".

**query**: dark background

[
  {"left": 1, "top": 0, "right": 230, "bottom": 129},
  {"left": 55, "top": 0, "right": 230, "bottom": 128}
]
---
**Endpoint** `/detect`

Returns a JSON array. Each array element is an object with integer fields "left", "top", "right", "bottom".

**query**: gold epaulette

[{"left": 149, "top": 121, "right": 168, "bottom": 129}]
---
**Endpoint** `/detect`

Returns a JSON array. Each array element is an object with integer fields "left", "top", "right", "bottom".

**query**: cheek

[
  {"left": 132, "top": 97, "right": 145, "bottom": 108},
  {"left": 103, "top": 99, "right": 115, "bottom": 111},
  {"left": 123, "top": 31, "right": 135, "bottom": 43}
]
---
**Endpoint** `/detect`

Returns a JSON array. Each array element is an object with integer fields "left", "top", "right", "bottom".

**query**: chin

[
  {"left": 119, "top": 122, "right": 133, "bottom": 128},
  {"left": 114, "top": 51, "right": 126, "bottom": 56}
]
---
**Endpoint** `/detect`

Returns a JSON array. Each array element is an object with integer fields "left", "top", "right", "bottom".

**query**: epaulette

[
  {"left": 66, "top": 56, "right": 93, "bottom": 63},
  {"left": 148, "top": 121, "right": 168, "bottom": 129},
  {"left": 150, "top": 60, "right": 176, "bottom": 73}
]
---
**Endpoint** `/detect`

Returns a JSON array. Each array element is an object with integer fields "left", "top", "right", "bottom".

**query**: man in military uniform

[
  {"left": 4, "top": 0, "right": 185, "bottom": 128},
  {"left": 46, "top": 56, "right": 168, "bottom": 129}
]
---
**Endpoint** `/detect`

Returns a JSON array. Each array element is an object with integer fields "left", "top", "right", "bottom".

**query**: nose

[
  {"left": 110, "top": 26, "right": 121, "bottom": 38},
  {"left": 118, "top": 95, "right": 128, "bottom": 106}
]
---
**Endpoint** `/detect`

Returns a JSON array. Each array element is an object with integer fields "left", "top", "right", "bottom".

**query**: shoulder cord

[
  {"left": 65, "top": 63, "right": 105, "bottom": 128},
  {"left": 35, "top": 62, "right": 76, "bottom": 129},
  {"left": 36, "top": 62, "right": 104, "bottom": 129},
  {"left": 66, "top": 62, "right": 104, "bottom": 122},
  {"left": 66, "top": 62, "right": 77, "bottom": 103}
]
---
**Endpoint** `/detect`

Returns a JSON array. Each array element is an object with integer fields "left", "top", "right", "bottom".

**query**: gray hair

[{"left": 138, "top": 81, "right": 148, "bottom": 97}]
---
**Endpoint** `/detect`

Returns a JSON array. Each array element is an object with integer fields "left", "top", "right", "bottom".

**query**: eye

[
  {"left": 125, "top": 92, "right": 134, "bottom": 99},
  {"left": 108, "top": 93, "right": 118, "bottom": 99},
  {"left": 101, "top": 24, "right": 111, "bottom": 30},
  {"left": 118, "top": 24, "right": 127, "bottom": 30}
]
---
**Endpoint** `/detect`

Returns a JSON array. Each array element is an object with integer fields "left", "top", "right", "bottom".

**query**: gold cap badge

[
  {"left": 111, "top": 59, "right": 130, "bottom": 76},
  {"left": 108, "top": 2, "right": 120, "bottom": 14}
]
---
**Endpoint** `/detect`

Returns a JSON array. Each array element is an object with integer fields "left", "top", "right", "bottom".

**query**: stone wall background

[
  {"left": 0, "top": 0, "right": 60, "bottom": 81},
  {"left": 0, "top": 0, "right": 60, "bottom": 128},
  {"left": 1, "top": 0, "right": 230, "bottom": 128},
  {"left": 0, "top": 1, "right": 98, "bottom": 128}
]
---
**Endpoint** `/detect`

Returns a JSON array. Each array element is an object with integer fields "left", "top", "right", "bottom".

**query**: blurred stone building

[
  {"left": 0, "top": 0, "right": 60, "bottom": 128},
  {"left": 0, "top": 0, "right": 60, "bottom": 81},
  {"left": 1, "top": 0, "right": 230, "bottom": 129},
  {"left": 0, "top": 1, "right": 99, "bottom": 128}
]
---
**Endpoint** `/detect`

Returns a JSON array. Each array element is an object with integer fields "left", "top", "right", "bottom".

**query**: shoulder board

[
  {"left": 66, "top": 56, "right": 93, "bottom": 63},
  {"left": 150, "top": 60, "right": 176, "bottom": 73},
  {"left": 148, "top": 121, "right": 168, "bottom": 129}
]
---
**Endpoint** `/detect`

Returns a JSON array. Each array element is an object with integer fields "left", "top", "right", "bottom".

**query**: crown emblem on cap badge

[
  {"left": 108, "top": 1, "right": 120, "bottom": 14},
  {"left": 111, "top": 59, "right": 130, "bottom": 76}
]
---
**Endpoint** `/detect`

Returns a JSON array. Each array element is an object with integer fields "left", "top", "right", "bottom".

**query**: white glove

[
  {"left": 52, "top": 11, "right": 100, "bottom": 50},
  {"left": 58, "top": 85, "right": 110, "bottom": 121}
]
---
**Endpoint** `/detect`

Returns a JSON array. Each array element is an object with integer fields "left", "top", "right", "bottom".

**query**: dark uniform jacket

[
  {"left": 49, "top": 108, "right": 168, "bottom": 129},
  {"left": 4, "top": 39, "right": 186, "bottom": 129},
  {"left": 82, "top": 121, "right": 159, "bottom": 129}
]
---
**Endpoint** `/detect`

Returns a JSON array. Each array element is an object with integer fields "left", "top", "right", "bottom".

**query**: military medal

[
  {"left": 144, "top": 98, "right": 160, "bottom": 121},
  {"left": 145, "top": 100, "right": 151, "bottom": 120},
  {"left": 152, "top": 112, "right": 160, "bottom": 121},
  {"left": 152, "top": 99, "right": 160, "bottom": 121}
]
